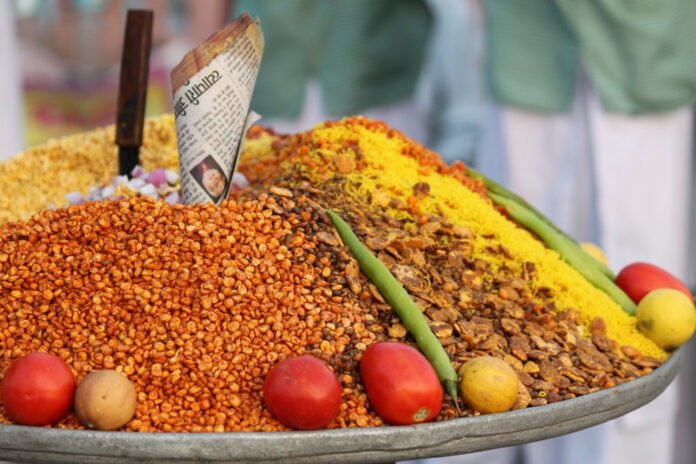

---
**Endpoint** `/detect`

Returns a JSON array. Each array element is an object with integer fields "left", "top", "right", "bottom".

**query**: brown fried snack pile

[{"left": 257, "top": 180, "right": 662, "bottom": 420}]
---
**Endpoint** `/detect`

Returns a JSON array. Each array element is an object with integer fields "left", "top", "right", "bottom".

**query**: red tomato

[
  {"left": 360, "top": 342, "right": 442, "bottom": 425},
  {"left": 263, "top": 355, "right": 341, "bottom": 430},
  {"left": 616, "top": 262, "right": 694, "bottom": 304},
  {"left": 0, "top": 352, "right": 76, "bottom": 426}
]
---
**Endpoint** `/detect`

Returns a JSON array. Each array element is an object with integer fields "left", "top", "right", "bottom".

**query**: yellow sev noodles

[
  {"left": 307, "top": 122, "right": 666, "bottom": 360},
  {"left": 0, "top": 115, "right": 179, "bottom": 224}
]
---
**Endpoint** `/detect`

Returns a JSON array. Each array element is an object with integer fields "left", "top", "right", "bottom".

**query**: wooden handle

[{"left": 116, "top": 9, "right": 153, "bottom": 175}]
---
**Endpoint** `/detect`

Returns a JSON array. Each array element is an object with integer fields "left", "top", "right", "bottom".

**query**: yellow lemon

[
  {"left": 636, "top": 288, "right": 696, "bottom": 350},
  {"left": 458, "top": 356, "right": 519, "bottom": 414},
  {"left": 580, "top": 242, "right": 608, "bottom": 266}
]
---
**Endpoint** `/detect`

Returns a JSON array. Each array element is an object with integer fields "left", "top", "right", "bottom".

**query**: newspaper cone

[{"left": 170, "top": 13, "right": 264, "bottom": 205}]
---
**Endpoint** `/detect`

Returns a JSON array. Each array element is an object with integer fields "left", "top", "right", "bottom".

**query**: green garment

[
  {"left": 485, "top": 0, "right": 696, "bottom": 114},
  {"left": 236, "top": 0, "right": 431, "bottom": 118}
]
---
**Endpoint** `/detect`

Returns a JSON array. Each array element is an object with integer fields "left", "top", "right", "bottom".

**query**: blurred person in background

[
  {"left": 15, "top": 0, "right": 176, "bottom": 145},
  {"left": 233, "top": 0, "right": 432, "bottom": 143},
  {"left": 485, "top": 1, "right": 696, "bottom": 464},
  {"left": 0, "top": 1, "right": 23, "bottom": 160},
  {"left": 417, "top": 0, "right": 483, "bottom": 167},
  {"left": 14, "top": 0, "right": 229, "bottom": 147},
  {"left": 672, "top": 113, "right": 696, "bottom": 464}
]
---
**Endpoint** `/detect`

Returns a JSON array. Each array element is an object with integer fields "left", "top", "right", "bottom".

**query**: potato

[{"left": 74, "top": 370, "right": 137, "bottom": 430}]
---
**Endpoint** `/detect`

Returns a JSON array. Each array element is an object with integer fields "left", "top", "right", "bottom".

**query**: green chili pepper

[
  {"left": 487, "top": 191, "right": 636, "bottom": 315},
  {"left": 326, "top": 210, "right": 461, "bottom": 414},
  {"left": 466, "top": 166, "right": 616, "bottom": 281}
]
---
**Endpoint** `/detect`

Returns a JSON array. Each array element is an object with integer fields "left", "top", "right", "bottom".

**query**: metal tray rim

[{"left": 0, "top": 348, "right": 682, "bottom": 464}]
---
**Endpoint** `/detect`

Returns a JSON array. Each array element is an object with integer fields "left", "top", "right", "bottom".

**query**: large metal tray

[{"left": 0, "top": 348, "right": 682, "bottom": 464}]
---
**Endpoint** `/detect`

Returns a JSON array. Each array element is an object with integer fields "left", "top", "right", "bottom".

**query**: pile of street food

[{"left": 0, "top": 115, "right": 692, "bottom": 432}]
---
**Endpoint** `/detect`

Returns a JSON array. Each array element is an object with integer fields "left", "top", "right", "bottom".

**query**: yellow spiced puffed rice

[{"left": 0, "top": 115, "right": 179, "bottom": 223}]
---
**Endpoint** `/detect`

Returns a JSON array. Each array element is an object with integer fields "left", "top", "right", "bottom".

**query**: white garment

[
  {"left": 501, "top": 83, "right": 693, "bottom": 280},
  {"left": 500, "top": 92, "right": 597, "bottom": 243},
  {"left": 257, "top": 80, "right": 427, "bottom": 145},
  {"left": 499, "top": 83, "right": 691, "bottom": 464},
  {"left": 0, "top": 3, "right": 23, "bottom": 160},
  {"left": 417, "top": 0, "right": 483, "bottom": 165},
  {"left": 586, "top": 97, "right": 693, "bottom": 277}
]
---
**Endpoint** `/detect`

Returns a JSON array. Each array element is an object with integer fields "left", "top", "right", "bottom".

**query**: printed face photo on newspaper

[{"left": 190, "top": 155, "right": 227, "bottom": 201}]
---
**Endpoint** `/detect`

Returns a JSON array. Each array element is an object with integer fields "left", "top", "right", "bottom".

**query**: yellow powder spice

[
  {"left": 0, "top": 114, "right": 180, "bottom": 224},
  {"left": 309, "top": 122, "right": 666, "bottom": 360}
]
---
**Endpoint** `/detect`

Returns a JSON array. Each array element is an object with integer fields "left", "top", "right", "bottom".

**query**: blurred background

[
  {"left": 1, "top": 1, "right": 695, "bottom": 463},
  {"left": 7, "top": 0, "right": 231, "bottom": 148}
]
